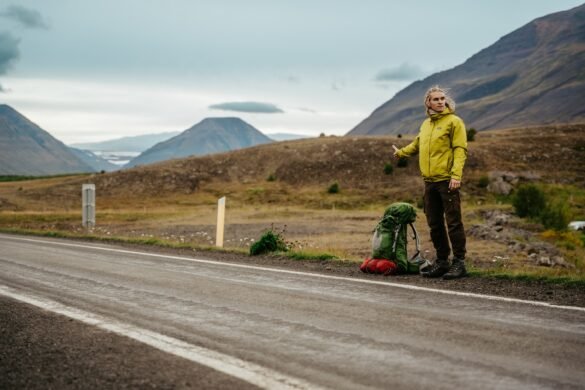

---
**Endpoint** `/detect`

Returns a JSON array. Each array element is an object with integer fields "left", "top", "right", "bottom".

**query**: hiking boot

[
  {"left": 443, "top": 259, "right": 468, "bottom": 280},
  {"left": 421, "top": 260, "right": 450, "bottom": 278}
]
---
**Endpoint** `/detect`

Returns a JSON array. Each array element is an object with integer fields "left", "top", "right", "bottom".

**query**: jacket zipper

[{"left": 428, "top": 120, "right": 434, "bottom": 177}]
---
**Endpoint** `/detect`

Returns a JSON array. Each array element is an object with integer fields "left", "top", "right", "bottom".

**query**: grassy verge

[
  {"left": 0, "top": 227, "right": 343, "bottom": 262},
  {"left": 0, "top": 210, "right": 194, "bottom": 225},
  {"left": 469, "top": 268, "right": 585, "bottom": 287},
  {"left": 283, "top": 250, "right": 340, "bottom": 261},
  {"left": 3, "top": 227, "right": 585, "bottom": 285},
  {"left": 0, "top": 227, "right": 241, "bottom": 254},
  {"left": 0, "top": 173, "right": 92, "bottom": 182},
  {"left": 0, "top": 227, "right": 352, "bottom": 264}
]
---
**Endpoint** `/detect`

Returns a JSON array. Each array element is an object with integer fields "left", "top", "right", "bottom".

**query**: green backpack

[{"left": 371, "top": 202, "right": 427, "bottom": 273}]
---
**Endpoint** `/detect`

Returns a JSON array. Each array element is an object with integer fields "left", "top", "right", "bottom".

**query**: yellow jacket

[{"left": 396, "top": 107, "right": 467, "bottom": 182}]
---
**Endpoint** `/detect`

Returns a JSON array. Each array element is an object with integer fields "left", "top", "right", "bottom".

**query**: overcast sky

[{"left": 0, "top": 0, "right": 582, "bottom": 143}]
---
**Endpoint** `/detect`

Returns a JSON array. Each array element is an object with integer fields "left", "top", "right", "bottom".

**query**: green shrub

[
  {"left": 513, "top": 184, "right": 546, "bottom": 218},
  {"left": 0, "top": 175, "right": 36, "bottom": 182},
  {"left": 383, "top": 163, "right": 394, "bottom": 175},
  {"left": 247, "top": 187, "right": 265, "bottom": 196},
  {"left": 513, "top": 184, "right": 572, "bottom": 231},
  {"left": 0, "top": 173, "right": 89, "bottom": 182},
  {"left": 250, "top": 229, "right": 289, "bottom": 255},
  {"left": 267, "top": 173, "right": 276, "bottom": 182},
  {"left": 573, "top": 140, "right": 585, "bottom": 152},
  {"left": 285, "top": 251, "right": 338, "bottom": 261},
  {"left": 397, "top": 157, "right": 408, "bottom": 168},
  {"left": 540, "top": 201, "right": 571, "bottom": 231},
  {"left": 478, "top": 176, "right": 489, "bottom": 188},
  {"left": 328, "top": 182, "right": 340, "bottom": 194},
  {"left": 467, "top": 128, "right": 477, "bottom": 142}
]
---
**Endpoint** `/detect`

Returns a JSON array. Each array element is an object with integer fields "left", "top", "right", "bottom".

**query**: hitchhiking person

[{"left": 393, "top": 86, "right": 468, "bottom": 279}]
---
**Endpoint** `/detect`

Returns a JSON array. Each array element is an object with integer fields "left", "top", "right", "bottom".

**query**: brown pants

[{"left": 423, "top": 181, "right": 466, "bottom": 261}]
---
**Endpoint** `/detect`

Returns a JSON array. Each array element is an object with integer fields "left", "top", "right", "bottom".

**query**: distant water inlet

[{"left": 93, "top": 151, "right": 141, "bottom": 166}]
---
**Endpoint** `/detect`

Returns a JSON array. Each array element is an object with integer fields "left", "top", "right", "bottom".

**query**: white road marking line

[
  {"left": 0, "top": 285, "right": 326, "bottom": 390},
  {"left": 2, "top": 234, "right": 585, "bottom": 313}
]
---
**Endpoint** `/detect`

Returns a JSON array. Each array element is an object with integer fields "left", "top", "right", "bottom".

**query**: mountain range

[
  {"left": 0, "top": 105, "right": 95, "bottom": 175},
  {"left": 70, "top": 131, "right": 181, "bottom": 153},
  {"left": 0, "top": 104, "right": 275, "bottom": 175},
  {"left": 2, "top": 5, "right": 583, "bottom": 175},
  {"left": 69, "top": 147, "right": 119, "bottom": 172},
  {"left": 348, "top": 3, "right": 585, "bottom": 136},
  {"left": 70, "top": 131, "right": 182, "bottom": 168},
  {"left": 125, "top": 117, "right": 272, "bottom": 168},
  {"left": 267, "top": 133, "right": 311, "bottom": 141},
  {"left": 71, "top": 132, "right": 306, "bottom": 158}
]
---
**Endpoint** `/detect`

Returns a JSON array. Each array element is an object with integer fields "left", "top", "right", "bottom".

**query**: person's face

[{"left": 427, "top": 92, "right": 446, "bottom": 112}]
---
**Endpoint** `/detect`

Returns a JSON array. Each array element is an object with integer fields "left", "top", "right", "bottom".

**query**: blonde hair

[{"left": 424, "top": 85, "right": 456, "bottom": 113}]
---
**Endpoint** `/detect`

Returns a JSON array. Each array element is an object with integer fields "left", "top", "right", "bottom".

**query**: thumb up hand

[{"left": 392, "top": 144, "right": 400, "bottom": 158}]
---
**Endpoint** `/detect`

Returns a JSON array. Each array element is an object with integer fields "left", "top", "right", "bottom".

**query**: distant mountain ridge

[
  {"left": 267, "top": 133, "right": 311, "bottom": 141},
  {"left": 125, "top": 117, "right": 272, "bottom": 168},
  {"left": 69, "top": 147, "right": 119, "bottom": 172},
  {"left": 70, "top": 131, "right": 181, "bottom": 152},
  {"left": 0, "top": 105, "right": 95, "bottom": 175},
  {"left": 348, "top": 4, "right": 585, "bottom": 136}
]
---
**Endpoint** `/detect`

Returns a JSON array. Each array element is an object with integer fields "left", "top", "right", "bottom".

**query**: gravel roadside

[
  {"left": 139, "top": 244, "right": 585, "bottom": 308},
  {"left": 0, "top": 295, "right": 259, "bottom": 390},
  {"left": 20, "top": 236, "right": 585, "bottom": 308}
]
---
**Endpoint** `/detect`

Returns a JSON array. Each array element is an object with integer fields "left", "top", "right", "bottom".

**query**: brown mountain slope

[
  {"left": 348, "top": 4, "right": 585, "bottom": 136},
  {"left": 0, "top": 105, "right": 94, "bottom": 175},
  {"left": 125, "top": 117, "right": 273, "bottom": 168},
  {"left": 4, "top": 124, "right": 584, "bottom": 210}
]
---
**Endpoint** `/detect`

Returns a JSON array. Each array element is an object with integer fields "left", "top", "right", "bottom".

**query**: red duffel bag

[{"left": 360, "top": 258, "right": 398, "bottom": 276}]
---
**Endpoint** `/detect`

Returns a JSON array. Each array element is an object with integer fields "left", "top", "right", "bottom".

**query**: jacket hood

[{"left": 427, "top": 106, "right": 453, "bottom": 120}]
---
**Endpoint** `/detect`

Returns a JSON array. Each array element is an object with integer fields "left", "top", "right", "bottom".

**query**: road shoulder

[{"left": 0, "top": 295, "right": 259, "bottom": 390}]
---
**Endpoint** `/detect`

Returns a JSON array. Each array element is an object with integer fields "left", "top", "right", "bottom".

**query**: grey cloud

[
  {"left": 0, "top": 31, "right": 20, "bottom": 74},
  {"left": 1, "top": 5, "right": 49, "bottom": 29},
  {"left": 209, "top": 101, "right": 284, "bottom": 114},
  {"left": 375, "top": 63, "right": 425, "bottom": 82}
]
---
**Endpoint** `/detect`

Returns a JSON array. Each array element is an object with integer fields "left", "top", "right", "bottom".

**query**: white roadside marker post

[
  {"left": 82, "top": 184, "right": 96, "bottom": 228},
  {"left": 216, "top": 196, "right": 226, "bottom": 247}
]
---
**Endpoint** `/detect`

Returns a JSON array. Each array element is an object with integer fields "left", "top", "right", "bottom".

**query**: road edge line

[
  {"left": 0, "top": 285, "right": 326, "bottom": 390},
  {"left": 3, "top": 233, "right": 585, "bottom": 313}
]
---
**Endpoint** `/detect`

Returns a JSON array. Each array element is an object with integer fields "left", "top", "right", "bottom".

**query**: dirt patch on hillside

[{"left": 466, "top": 124, "right": 585, "bottom": 186}]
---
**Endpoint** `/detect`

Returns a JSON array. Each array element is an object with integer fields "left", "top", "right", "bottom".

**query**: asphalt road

[{"left": 1, "top": 233, "right": 584, "bottom": 389}]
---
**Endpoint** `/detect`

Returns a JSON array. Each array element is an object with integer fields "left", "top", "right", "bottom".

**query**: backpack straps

[
  {"left": 408, "top": 223, "right": 431, "bottom": 270},
  {"left": 391, "top": 225, "right": 401, "bottom": 257},
  {"left": 391, "top": 223, "right": 419, "bottom": 260},
  {"left": 407, "top": 223, "right": 421, "bottom": 263}
]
